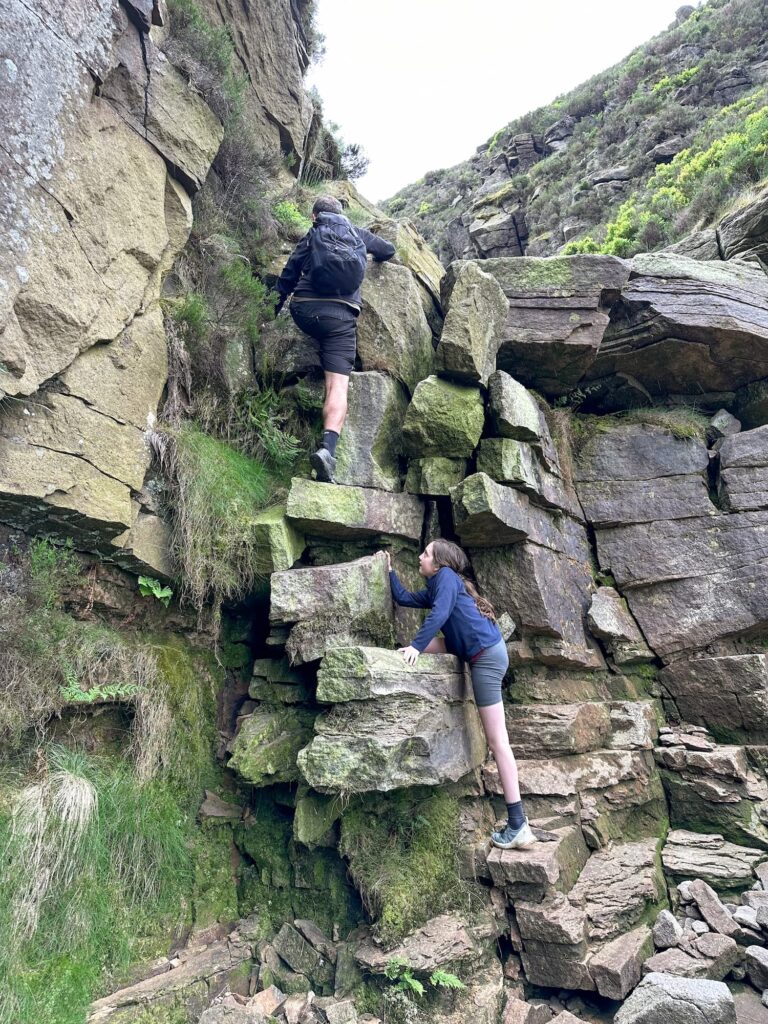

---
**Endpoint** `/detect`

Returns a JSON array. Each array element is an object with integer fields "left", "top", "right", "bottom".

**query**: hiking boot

[
  {"left": 490, "top": 819, "right": 537, "bottom": 850},
  {"left": 310, "top": 447, "right": 337, "bottom": 484}
]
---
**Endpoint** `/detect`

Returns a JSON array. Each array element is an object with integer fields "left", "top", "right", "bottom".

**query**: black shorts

[{"left": 289, "top": 300, "right": 358, "bottom": 376}]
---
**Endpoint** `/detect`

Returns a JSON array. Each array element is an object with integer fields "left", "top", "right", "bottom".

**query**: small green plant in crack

[
  {"left": 138, "top": 576, "right": 174, "bottom": 608},
  {"left": 384, "top": 958, "right": 466, "bottom": 997}
]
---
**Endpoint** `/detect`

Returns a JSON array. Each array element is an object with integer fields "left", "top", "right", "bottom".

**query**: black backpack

[{"left": 307, "top": 215, "right": 368, "bottom": 295}]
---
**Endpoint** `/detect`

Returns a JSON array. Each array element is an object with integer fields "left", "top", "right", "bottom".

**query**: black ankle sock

[
  {"left": 506, "top": 800, "right": 525, "bottom": 830},
  {"left": 322, "top": 430, "right": 339, "bottom": 457}
]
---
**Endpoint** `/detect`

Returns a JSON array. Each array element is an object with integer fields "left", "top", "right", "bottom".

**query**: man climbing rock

[{"left": 274, "top": 196, "right": 396, "bottom": 483}]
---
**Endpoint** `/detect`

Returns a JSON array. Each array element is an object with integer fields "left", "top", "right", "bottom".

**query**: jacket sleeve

[
  {"left": 357, "top": 227, "right": 396, "bottom": 263},
  {"left": 389, "top": 569, "right": 431, "bottom": 608},
  {"left": 274, "top": 233, "right": 312, "bottom": 311},
  {"left": 410, "top": 571, "right": 459, "bottom": 653}
]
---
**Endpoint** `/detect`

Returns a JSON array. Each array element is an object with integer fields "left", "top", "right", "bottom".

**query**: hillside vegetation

[{"left": 384, "top": 0, "right": 768, "bottom": 262}]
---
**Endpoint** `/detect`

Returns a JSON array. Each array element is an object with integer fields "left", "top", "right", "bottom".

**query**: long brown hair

[{"left": 428, "top": 539, "right": 497, "bottom": 622}]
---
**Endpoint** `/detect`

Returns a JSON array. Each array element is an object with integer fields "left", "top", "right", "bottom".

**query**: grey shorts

[{"left": 469, "top": 639, "right": 509, "bottom": 707}]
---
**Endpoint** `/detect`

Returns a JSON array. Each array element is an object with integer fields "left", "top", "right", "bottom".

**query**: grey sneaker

[
  {"left": 310, "top": 447, "right": 337, "bottom": 484},
  {"left": 491, "top": 819, "right": 537, "bottom": 850}
]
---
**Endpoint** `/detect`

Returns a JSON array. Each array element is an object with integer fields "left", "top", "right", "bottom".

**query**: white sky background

[{"left": 307, "top": 0, "right": 689, "bottom": 203}]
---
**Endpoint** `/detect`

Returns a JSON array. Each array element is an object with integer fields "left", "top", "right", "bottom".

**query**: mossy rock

[
  {"left": 192, "top": 824, "right": 239, "bottom": 932},
  {"left": 405, "top": 457, "right": 467, "bottom": 496},
  {"left": 228, "top": 707, "right": 316, "bottom": 787},
  {"left": 401, "top": 376, "right": 485, "bottom": 458}
]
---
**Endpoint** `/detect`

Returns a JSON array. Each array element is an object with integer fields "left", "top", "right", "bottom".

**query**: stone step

[
  {"left": 486, "top": 824, "right": 590, "bottom": 903},
  {"left": 296, "top": 647, "right": 486, "bottom": 793},
  {"left": 285, "top": 477, "right": 424, "bottom": 542},
  {"left": 504, "top": 700, "right": 657, "bottom": 759}
]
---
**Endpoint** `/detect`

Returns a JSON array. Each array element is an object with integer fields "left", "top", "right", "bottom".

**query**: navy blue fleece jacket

[
  {"left": 389, "top": 566, "right": 502, "bottom": 660},
  {"left": 275, "top": 213, "right": 395, "bottom": 313}
]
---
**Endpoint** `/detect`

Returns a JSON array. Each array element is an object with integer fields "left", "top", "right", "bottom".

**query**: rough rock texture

[
  {"left": 87, "top": 933, "right": 253, "bottom": 1022},
  {"left": 476, "top": 438, "right": 582, "bottom": 518},
  {"left": 661, "top": 830, "right": 766, "bottom": 890},
  {"left": 481, "top": 256, "right": 630, "bottom": 395},
  {"left": 355, "top": 912, "right": 495, "bottom": 973},
  {"left": 488, "top": 371, "right": 559, "bottom": 469},
  {"left": 660, "top": 654, "right": 768, "bottom": 742},
  {"left": 252, "top": 506, "right": 306, "bottom": 574},
  {"left": 718, "top": 425, "right": 768, "bottom": 512},
  {"left": 574, "top": 422, "right": 712, "bottom": 527},
  {"left": 595, "top": 507, "right": 768, "bottom": 657},
  {"left": 357, "top": 261, "right": 434, "bottom": 392},
  {"left": 615, "top": 972, "right": 736, "bottom": 1024},
  {"left": 719, "top": 184, "right": 768, "bottom": 264},
  {"left": 334, "top": 372, "right": 409, "bottom": 492},
  {"left": 228, "top": 706, "right": 316, "bottom": 786},
  {"left": 297, "top": 647, "right": 486, "bottom": 793},
  {"left": 591, "top": 925, "right": 654, "bottom": 1000},
  {"left": 0, "top": 0, "right": 223, "bottom": 562},
  {"left": 504, "top": 703, "right": 612, "bottom": 759},
  {"left": 436, "top": 260, "right": 509, "bottom": 385},
  {"left": 487, "top": 825, "right": 590, "bottom": 901},
  {"left": 286, "top": 478, "right": 424, "bottom": 542},
  {"left": 401, "top": 375, "right": 485, "bottom": 458},
  {"left": 589, "top": 253, "right": 768, "bottom": 397}
]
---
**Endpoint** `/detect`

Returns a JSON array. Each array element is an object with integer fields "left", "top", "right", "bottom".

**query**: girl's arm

[
  {"left": 410, "top": 571, "right": 459, "bottom": 652},
  {"left": 389, "top": 569, "right": 432, "bottom": 608}
]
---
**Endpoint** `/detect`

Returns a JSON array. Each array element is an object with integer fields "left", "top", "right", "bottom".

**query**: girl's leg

[
  {"left": 478, "top": 701, "right": 521, "bottom": 804},
  {"left": 422, "top": 637, "right": 447, "bottom": 654}
]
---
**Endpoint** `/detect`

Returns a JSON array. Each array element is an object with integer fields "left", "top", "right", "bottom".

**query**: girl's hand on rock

[
  {"left": 377, "top": 550, "right": 392, "bottom": 571},
  {"left": 398, "top": 645, "right": 419, "bottom": 666}
]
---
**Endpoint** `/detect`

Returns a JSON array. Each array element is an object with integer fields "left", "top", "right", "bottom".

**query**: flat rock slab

[
  {"left": 482, "top": 255, "right": 630, "bottom": 395},
  {"left": 661, "top": 830, "right": 765, "bottom": 890},
  {"left": 574, "top": 422, "right": 712, "bottom": 526},
  {"left": 587, "top": 587, "right": 654, "bottom": 663},
  {"left": 316, "top": 647, "right": 465, "bottom": 703},
  {"left": 297, "top": 692, "right": 486, "bottom": 793},
  {"left": 568, "top": 838, "right": 664, "bottom": 942},
  {"left": 504, "top": 702, "right": 612, "bottom": 759},
  {"left": 436, "top": 260, "right": 509, "bottom": 385},
  {"left": 286, "top": 478, "right": 424, "bottom": 542},
  {"left": 590, "top": 252, "right": 768, "bottom": 396},
  {"left": 335, "top": 372, "right": 409, "bottom": 492},
  {"left": 452, "top": 474, "right": 574, "bottom": 550},
  {"left": 487, "top": 825, "right": 589, "bottom": 900},
  {"left": 515, "top": 893, "right": 587, "bottom": 945},
  {"left": 594, "top": 510, "right": 768, "bottom": 657},
  {"left": 355, "top": 911, "right": 494, "bottom": 973},
  {"left": 357, "top": 260, "right": 434, "bottom": 393},
  {"left": 718, "top": 426, "right": 768, "bottom": 512}
]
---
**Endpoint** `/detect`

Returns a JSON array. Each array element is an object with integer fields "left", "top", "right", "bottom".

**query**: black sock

[
  {"left": 322, "top": 429, "right": 339, "bottom": 457},
  {"left": 506, "top": 800, "right": 525, "bottom": 830}
]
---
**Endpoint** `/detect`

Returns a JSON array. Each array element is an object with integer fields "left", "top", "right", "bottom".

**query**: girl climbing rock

[{"left": 380, "top": 540, "right": 536, "bottom": 851}]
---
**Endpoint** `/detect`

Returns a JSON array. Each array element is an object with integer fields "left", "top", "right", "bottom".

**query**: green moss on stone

[
  {"left": 288, "top": 478, "right": 367, "bottom": 528},
  {"left": 192, "top": 824, "right": 238, "bottom": 930},
  {"left": 228, "top": 707, "right": 315, "bottom": 786},
  {"left": 405, "top": 457, "right": 467, "bottom": 495},
  {"left": 340, "top": 788, "right": 478, "bottom": 947},
  {"left": 402, "top": 376, "right": 485, "bottom": 458}
]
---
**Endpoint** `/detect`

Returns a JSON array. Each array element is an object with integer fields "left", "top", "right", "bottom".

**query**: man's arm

[
  {"left": 274, "top": 234, "right": 311, "bottom": 312},
  {"left": 357, "top": 227, "right": 396, "bottom": 263}
]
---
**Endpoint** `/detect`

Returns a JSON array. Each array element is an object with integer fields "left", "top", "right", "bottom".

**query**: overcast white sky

[{"left": 307, "top": 0, "right": 689, "bottom": 202}]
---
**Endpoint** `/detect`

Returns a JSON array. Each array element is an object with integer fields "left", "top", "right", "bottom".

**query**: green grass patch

[
  {"left": 340, "top": 789, "right": 480, "bottom": 948},
  {"left": 273, "top": 200, "right": 312, "bottom": 238},
  {"left": 0, "top": 746, "right": 194, "bottom": 1024},
  {"left": 164, "top": 423, "right": 276, "bottom": 626}
]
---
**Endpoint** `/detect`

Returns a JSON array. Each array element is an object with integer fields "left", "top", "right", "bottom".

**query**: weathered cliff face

[
  {"left": 5, "top": 3, "right": 768, "bottom": 1024},
  {"left": 385, "top": 0, "right": 768, "bottom": 265}
]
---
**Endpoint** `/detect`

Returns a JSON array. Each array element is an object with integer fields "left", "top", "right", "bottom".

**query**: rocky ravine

[{"left": 4, "top": 4, "right": 768, "bottom": 1024}]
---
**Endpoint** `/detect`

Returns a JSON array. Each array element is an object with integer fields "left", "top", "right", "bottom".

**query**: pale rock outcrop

[
  {"left": 717, "top": 424, "right": 768, "bottom": 512},
  {"left": 660, "top": 653, "right": 768, "bottom": 742},
  {"left": 661, "top": 830, "right": 766, "bottom": 890},
  {"left": 589, "top": 253, "right": 768, "bottom": 396},
  {"left": 587, "top": 588, "right": 654, "bottom": 664},
  {"left": 285, "top": 478, "right": 424, "bottom": 543},
  {"left": 269, "top": 555, "right": 395, "bottom": 665}
]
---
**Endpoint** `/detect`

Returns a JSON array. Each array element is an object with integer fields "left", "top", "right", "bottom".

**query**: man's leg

[{"left": 322, "top": 371, "right": 350, "bottom": 436}]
